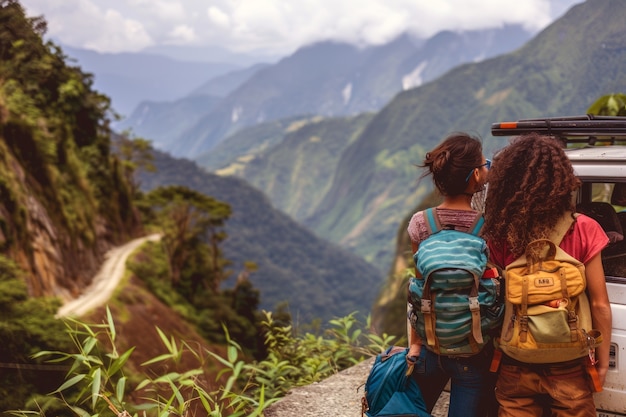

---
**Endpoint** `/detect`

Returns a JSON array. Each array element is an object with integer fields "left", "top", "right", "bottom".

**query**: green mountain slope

[
  {"left": 139, "top": 151, "right": 384, "bottom": 323},
  {"left": 219, "top": 114, "right": 374, "bottom": 222},
  {"left": 195, "top": 115, "right": 312, "bottom": 172},
  {"left": 307, "top": 0, "right": 626, "bottom": 268}
]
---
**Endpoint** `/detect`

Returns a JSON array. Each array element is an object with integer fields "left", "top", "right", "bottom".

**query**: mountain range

[
  {"left": 61, "top": 46, "right": 255, "bottom": 117},
  {"left": 182, "top": 0, "right": 626, "bottom": 275},
  {"left": 113, "top": 25, "right": 533, "bottom": 157}
]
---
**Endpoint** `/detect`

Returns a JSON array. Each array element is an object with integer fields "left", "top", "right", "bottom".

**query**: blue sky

[{"left": 19, "top": 0, "right": 582, "bottom": 58}]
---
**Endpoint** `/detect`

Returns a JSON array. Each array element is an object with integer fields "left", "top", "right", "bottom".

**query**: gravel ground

[{"left": 264, "top": 357, "right": 449, "bottom": 417}]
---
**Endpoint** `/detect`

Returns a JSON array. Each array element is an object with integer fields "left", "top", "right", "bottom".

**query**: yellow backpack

[{"left": 497, "top": 213, "right": 602, "bottom": 363}]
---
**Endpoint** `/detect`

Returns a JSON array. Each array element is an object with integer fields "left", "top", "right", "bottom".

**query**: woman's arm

[{"left": 585, "top": 253, "right": 612, "bottom": 385}]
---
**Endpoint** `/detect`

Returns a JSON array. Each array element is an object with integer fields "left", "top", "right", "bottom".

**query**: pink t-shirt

[{"left": 487, "top": 214, "right": 609, "bottom": 268}]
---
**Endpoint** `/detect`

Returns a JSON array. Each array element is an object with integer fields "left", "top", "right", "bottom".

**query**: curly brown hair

[
  {"left": 483, "top": 132, "right": 580, "bottom": 257},
  {"left": 420, "top": 132, "right": 484, "bottom": 196}
]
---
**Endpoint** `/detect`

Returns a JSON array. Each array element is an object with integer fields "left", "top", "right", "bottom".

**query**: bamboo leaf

[
  {"left": 116, "top": 376, "right": 127, "bottom": 402},
  {"left": 54, "top": 374, "right": 86, "bottom": 393},
  {"left": 106, "top": 306, "right": 116, "bottom": 342},
  {"left": 91, "top": 368, "right": 101, "bottom": 409},
  {"left": 109, "top": 347, "right": 135, "bottom": 375}
]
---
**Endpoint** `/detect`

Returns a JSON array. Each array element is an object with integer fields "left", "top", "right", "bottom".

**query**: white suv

[{"left": 492, "top": 115, "right": 626, "bottom": 417}]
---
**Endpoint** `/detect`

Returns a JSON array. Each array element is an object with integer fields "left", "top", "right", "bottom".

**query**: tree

[
  {"left": 144, "top": 185, "right": 231, "bottom": 292},
  {"left": 587, "top": 93, "right": 626, "bottom": 116},
  {"left": 111, "top": 131, "right": 156, "bottom": 196}
]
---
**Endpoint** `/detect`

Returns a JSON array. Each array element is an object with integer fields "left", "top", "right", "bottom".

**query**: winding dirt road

[{"left": 56, "top": 233, "right": 161, "bottom": 318}]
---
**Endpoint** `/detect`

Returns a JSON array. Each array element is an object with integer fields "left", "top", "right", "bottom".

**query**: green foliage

[
  {"left": 9, "top": 308, "right": 395, "bottom": 417},
  {"left": 250, "top": 311, "right": 396, "bottom": 399},
  {"left": 588, "top": 93, "right": 626, "bottom": 116},
  {"left": 142, "top": 185, "right": 231, "bottom": 289},
  {"left": 111, "top": 132, "right": 156, "bottom": 195},
  {"left": 126, "top": 237, "right": 264, "bottom": 358},
  {"left": 0, "top": 1, "right": 139, "bottom": 256},
  {"left": 0, "top": 255, "right": 73, "bottom": 411}
]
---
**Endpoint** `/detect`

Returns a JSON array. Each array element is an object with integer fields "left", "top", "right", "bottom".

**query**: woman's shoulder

[
  {"left": 409, "top": 207, "right": 481, "bottom": 236},
  {"left": 407, "top": 211, "right": 427, "bottom": 242},
  {"left": 574, "top": 212, "right": 609, "bottom": 234},
  {"left": 560, "top": 213, "right": 610, "bottom": 264}
]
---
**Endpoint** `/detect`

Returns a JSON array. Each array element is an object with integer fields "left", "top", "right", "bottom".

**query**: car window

[{"left": 576, "top": 181, "right": 626, "bottom": 282}]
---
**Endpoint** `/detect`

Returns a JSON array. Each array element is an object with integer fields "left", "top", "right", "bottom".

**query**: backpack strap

[
  {"left": 423, "top": 207, "right": 441, "bottom": 235},
  {"left": 461, "top": 211, "right": 487, "bottom": 349},
  {"left": 551, "top": 211, "right": 581, "bottom": 342},
  {"left": 469, "top": 214, "right": 485, "bottom": 236},
  {"left": 421, "top": 208, "right": 440, "bottom": 350},
  {"left": 549, "top": 211, "right": 577, "bottom": 244}
]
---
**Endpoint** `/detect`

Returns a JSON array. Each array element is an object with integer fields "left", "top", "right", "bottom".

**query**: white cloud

[
  {"left": 207, "top": 6, "right": 231, "bottom": 29},
  {"left": 18, "top": 0, "right": 582, "bottom": 56},
  {"left": 168, "top": 25, "right": 196, "bottom": 44},
  {"left": 20, "top": 0, "right": 153, "bottom": 52}
]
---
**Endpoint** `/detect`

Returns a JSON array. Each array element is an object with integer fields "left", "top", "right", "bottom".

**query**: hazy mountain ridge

[
  {"left": 117, "top": 63, "right": 271, "bottom": 148},
  {"left": 195, "top": 116, "right": 311, "bottom": 172},
  {"left": 62, "top": 45, "right": 244, "bottom": 117},
  {"left": 120, "top": 95, "right": 222, "bottom": 150},
  {"left": 117, "top": 26, "right": 532, "bottom": 159}
]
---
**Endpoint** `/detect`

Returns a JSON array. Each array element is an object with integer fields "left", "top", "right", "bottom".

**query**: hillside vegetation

[
  {"left": 0, "top": 1, "right": 266, "bottom": 410},
  {"left": 0, "top": 0, "right": 140, "bottom": 297}
]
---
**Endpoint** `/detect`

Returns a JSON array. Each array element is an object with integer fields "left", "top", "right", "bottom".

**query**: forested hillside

[
  {"left": 211, "top": 114, "right": 375, "bottom": 222},
  {"left": 138, "top": 150, "right": 383, "bottom": 323},
  {"left": 0, "top": 0, "right": 140, "bottom": 297}
]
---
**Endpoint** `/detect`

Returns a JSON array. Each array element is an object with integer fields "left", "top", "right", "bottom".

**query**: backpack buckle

[{"left": 468, "top": 296, "right": 480, "bottom": 311}]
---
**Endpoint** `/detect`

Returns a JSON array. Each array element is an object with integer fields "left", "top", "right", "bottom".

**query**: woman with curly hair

[
  {"left": 407, "top": 132, "right": 496, "bottom": 417},
  {"left": 483, "top": 133, "right": 612, "bottom": 416}
]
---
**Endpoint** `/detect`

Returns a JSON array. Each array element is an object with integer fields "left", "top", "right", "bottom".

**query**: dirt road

[{"left": 56, "top": 234, "right": 161, "bottom": 318}]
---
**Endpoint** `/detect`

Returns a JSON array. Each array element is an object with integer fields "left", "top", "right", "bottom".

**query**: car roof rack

[{"left": 491, "top": 114, "right": 626, "bottom": 145}]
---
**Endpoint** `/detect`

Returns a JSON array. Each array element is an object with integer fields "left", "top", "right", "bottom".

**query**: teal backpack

[
  {"left": 361, "top": 346, "right": 431, "bottom": 417},
  {"left": 408, "top": 208, "right": 503, "bottom": 356}
]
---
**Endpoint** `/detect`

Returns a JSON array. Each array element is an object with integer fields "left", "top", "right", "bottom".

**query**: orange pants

[{"left": 495, "top": 358, "right": 596, "bottom": 417}]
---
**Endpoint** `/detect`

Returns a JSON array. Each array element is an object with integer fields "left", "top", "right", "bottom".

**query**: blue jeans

[{"left": 411, "top": 345, "right": 497, "bottom": 417}]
